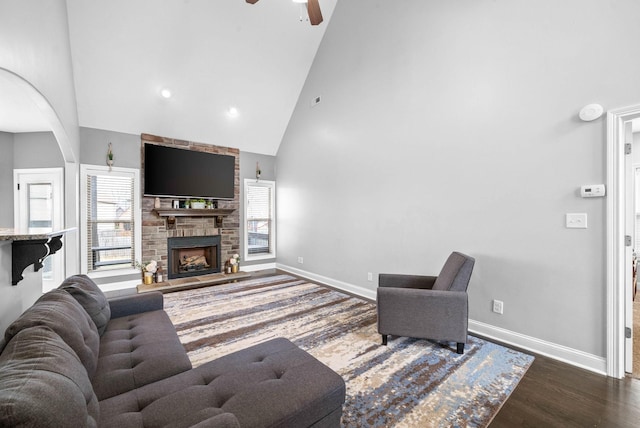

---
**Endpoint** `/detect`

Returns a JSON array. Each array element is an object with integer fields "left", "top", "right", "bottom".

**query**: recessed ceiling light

[
  {"left": 227, "top": 107, "right": 239, "bottom": 118},
  {"left": 160, "top": 88, "right": 172, "bottom": 99}
]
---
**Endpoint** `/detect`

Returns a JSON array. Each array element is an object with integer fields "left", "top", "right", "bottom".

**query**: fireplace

[{"left": 167, "top": 235, "right": 221, "bottom": 279}]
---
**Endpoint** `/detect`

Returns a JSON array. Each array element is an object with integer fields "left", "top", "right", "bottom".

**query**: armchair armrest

[
  {"left": 377, "top": 287, "right": 468, "bottom": 342},
  {"left": 108, "top": 291, "right": 164, "bottom": 319},
  {"left": 378, "top": 273, "right": 437, "bottom": 289}
]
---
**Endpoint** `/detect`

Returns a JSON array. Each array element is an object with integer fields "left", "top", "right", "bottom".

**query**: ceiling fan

[{"left": 246, "top": 0, "right": 323, "bottom": 26}]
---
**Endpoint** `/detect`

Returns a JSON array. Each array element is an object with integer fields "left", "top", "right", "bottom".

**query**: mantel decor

[{"left": 153, "top": 208, "right": 235, "bottom": 229}]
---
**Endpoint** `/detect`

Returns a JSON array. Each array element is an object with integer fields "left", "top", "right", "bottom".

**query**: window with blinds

[
  {"left": 245, "top": 179, "right": 275, "bottom": 259},
  {"left": 81, "top": 165, "right": 140, "bottom": 274}
]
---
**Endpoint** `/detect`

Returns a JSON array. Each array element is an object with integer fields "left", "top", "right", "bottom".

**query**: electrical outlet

[
  {"left": 297, "top": 256, "right": 304, "bottom": 264},
  {"left": 367, "top": 272, "right": 373, "bottom": 281},
  {"left": 492, "top": 300, "right": 504, "bottom": 314}
]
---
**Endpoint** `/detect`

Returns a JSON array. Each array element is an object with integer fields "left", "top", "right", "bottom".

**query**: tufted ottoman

[{"left": 98, "top": 337, "right": 346, "bottom": 427}]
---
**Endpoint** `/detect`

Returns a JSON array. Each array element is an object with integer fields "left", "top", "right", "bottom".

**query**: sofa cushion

[
  {"left": 59, "top": 274, "right": 111, "bottom": 335},
  {"left": 0, "top": 326, "right": 99, "bottom": 427},
  {"left": 92, "top": 309, "right": 192, "bottom": 401},
  {"left": 4, "top": 289, "right": 100, "bottom": 378},
  {"left": 98, "top": 338, "right": 345, "bottom": 428}
]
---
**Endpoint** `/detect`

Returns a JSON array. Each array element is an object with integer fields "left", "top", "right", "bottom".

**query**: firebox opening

[{"left": 167, "top": 235, "right": 221, "bottom": 280}]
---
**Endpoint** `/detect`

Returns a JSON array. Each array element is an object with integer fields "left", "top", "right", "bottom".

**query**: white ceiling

[
  {"left": 0, "top": 74, "right": 50, "bottom": 133},
  {"left": 3, "top": 1, "right": 639, "bottom": 149},
  {"left": 1, "top": 0, "right": 337, "bottom": 155}
]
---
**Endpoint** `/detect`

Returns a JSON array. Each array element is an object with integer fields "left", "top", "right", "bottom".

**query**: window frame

[
  {"left": 244, "top": 179, "right": 276, "bottom": 262},
  {"left": 80, "top": 164, "right": 141, "bottom": 278}
]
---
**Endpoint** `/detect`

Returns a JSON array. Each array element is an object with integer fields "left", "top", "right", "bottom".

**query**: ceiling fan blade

[
  {"left": 307, "top": 0, "right": 323, "bottom": 25},
  {"left": 246, "top": 0, "right": 259, "bottom": 4}
]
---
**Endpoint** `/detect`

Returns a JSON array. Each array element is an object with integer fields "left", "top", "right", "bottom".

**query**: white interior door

[{"left": 14, "top": 168, "right": 64, "bottom": 292}]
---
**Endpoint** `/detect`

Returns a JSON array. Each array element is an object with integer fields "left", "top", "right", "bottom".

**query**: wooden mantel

[
  {"left": 153, "top": 208, "right": 235, "bottom": 228},
  {"left": 153, "top": 208, "right": 235, "bottom": 217}
]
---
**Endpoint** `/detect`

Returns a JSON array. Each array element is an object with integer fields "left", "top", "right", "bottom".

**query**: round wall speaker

[{"left": 579, "top": 104, "right": 604, "bottom": 122}]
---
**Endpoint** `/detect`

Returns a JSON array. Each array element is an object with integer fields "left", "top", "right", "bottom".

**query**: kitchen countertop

[{"left": 0, "top": 227, "right": 76, "bottom": 242}]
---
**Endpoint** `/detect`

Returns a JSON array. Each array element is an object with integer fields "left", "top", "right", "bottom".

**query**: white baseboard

[
  {"left": 468, "top": 320, "right": 607, "bottom": 375},
  {"left": 277, "top": 263, "right": 376, "bottom": 301},
  {"left": 242, "top": 262, "right": 277, "bottom": 272},
  {"left": 278, "top": 264, "right": 607, "bottom": 375}
]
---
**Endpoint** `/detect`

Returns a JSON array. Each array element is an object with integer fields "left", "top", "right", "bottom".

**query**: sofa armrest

[
  {"left": 108, "top": 292, "right": 164, "bottom": 319},
  {"left": 378, "top": 273, "right": 437, "bottom": 289}
]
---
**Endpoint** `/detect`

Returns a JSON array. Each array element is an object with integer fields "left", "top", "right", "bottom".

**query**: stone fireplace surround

[{"left": 140, "top": 134, "right": 240, "bottom": 276}]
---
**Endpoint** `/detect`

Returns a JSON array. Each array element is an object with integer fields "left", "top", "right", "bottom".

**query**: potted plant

[
  {"left": 229, "top": 254, "right": 240, "bottom": 273},
  {"left": 191, "top": 198, "right": 206, "bottom": 209},
  {"left": 135, "top": 260, "right": 157, "bottom": 284},
  {"left": 106, "top": 142, "right": 114, "bottom": 171}
]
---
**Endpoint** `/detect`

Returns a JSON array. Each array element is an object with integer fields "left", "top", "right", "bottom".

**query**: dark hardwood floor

[
  {"left": 490, "top": 350, "right": 640, "bottom": 427},
  {"left": 260, "top": 269, "right": 640, "bottom": 427}
]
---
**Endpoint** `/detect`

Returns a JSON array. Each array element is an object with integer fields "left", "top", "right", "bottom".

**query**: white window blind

[
  {"left": 245, "top": 180, "right": 275, "bottom": 259},
  {"left": 85, "top": 169, "right": 136, "bottom": 272}
]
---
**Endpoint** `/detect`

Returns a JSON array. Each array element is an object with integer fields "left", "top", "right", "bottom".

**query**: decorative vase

[
  {"left": 232, "top": 264, "right": 238, "bottom": 273},
  {"left": 143, "top": 272, "right": 153, "bottom": 284}
]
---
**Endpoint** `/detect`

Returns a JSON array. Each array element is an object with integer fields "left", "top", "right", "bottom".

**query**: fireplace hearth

[{"left": 167, "top": 235, "right": 221, "bottom": 279}]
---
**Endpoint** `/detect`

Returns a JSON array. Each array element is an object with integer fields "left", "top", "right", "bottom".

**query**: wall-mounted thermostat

[{"left": 580, "top": 184, "right": 605, "bottom": 198}]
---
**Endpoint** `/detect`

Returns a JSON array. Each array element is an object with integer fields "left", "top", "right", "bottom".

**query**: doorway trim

[
  {"left": 607, "top": 103, "right": 640, "bottom": 378},
  {"left": 13, "top": 168, "right": 65, "bottom": 291},
  {"left": 0, "top": 67, "right": 78, "bottom": 276}
]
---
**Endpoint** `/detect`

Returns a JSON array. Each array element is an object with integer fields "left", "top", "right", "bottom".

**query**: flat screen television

[{"left": 144, "top": 144, "right": 235, "bottom": 200}]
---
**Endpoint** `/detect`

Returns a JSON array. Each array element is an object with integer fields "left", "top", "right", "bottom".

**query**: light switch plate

[{"left": 566, "top": 213, "right": 587, "bottom": 229}]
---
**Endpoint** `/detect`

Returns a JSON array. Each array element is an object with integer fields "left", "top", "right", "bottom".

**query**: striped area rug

[{"left": 164, "top": 274, "right": 533, "bottom": 427}]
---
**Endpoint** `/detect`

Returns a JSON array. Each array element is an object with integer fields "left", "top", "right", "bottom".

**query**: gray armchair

[{"left": 377, "top": 252, "right": 475, "bottom": 354}]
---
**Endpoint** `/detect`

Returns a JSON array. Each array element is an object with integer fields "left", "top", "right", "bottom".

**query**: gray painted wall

[
  {"left": 276, "top": 0, "right": 640, "bottom": 359},
  {"left": 13, "top": 132, "right": 64, "bottom": 169},
  {"left": 0, "top": 0, "right": 80, "bottom": 335},
  {"left": 239, "top": 151, "right": 277, "bottom": 267},
  {"left": 0, "top": 132, "right": 14, "bottom": 227},
  {"left": 79, "top": 127, "right": 142, "bottom": 286},
  {"left": 80, "top": 127, "right": 141, "bottom": 168}
]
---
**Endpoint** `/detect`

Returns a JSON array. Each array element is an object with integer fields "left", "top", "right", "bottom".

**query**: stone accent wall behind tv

[{"left": 140, "top": 133, "right": 240, "bottom": 272}]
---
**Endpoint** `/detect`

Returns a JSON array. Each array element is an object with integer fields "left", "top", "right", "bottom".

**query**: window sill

[
  {"left": 245, "top": 253, "right": 276, "bottom": 262},
  {"left": 87, "top": 268, "right": 140, "bottom": 279}
]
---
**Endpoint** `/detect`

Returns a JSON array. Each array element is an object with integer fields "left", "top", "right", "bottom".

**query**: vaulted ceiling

[{"left": 15, "top": 0, "right": 336, "bottom": 155}]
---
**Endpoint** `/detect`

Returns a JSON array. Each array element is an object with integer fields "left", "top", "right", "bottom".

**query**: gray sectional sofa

[{"left": 0, "top": 275, "right": 345, "bottom": 427}]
